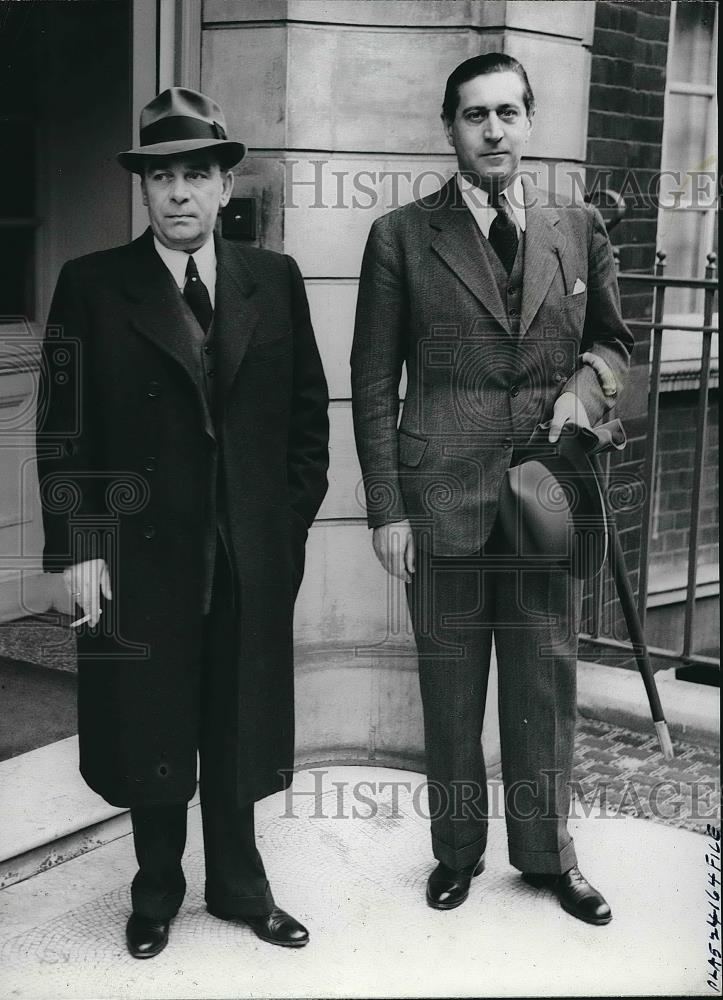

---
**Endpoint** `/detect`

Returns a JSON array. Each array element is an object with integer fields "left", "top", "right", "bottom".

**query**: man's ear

[
  {"left": 140, "top": 176, "right": 148, "bottom": 207},
  {"left": 441, "top": 113, "right": 455, "bottom": 149},
  {"left": 220, "top": 169, "right": 234, "bottom": 207}
]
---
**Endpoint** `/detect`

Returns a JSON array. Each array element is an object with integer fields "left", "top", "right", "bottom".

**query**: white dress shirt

[
  {"left": 153, "top": 235, "right": 217, "bottom": 307},
  {"left": 456, "top": 173, "right": 526, "bottom": 239}
]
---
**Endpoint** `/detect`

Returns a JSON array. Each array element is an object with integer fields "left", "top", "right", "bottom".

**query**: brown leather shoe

[
  {"left": 243, "top": 907, "right": 309, "bottom": 947},
  {"left": 426, "top": 858, "right": 485, "bottom": 910},
  {"left": 522, "top": 866, "right": 612, "bottom": 925},
  {"left": 125, "top": 913, "right": 170, "bottom": 958}
]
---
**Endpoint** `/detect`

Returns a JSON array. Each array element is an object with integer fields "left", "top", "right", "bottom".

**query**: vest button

[
  {"left": 509, "top": 308, "right": 518, "bottom": 318},
  {"left": 143, "top": 456, "right": 156, "bottom": 472},
  {"left": 510, "top": 385, "right": 520, "bottom": 397},
  {"left": 143, "top": 524, "right": 156, "bottom": 540},
  {"left": 207, "top": 369, "right": 215, "bottom": 378},
  {"left": 147, "top": 380, "right": 161, "bottom": 398}
]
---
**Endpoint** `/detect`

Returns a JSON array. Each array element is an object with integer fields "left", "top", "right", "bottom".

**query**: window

[{"left": 658, "top": 1, "right": 718, "bottom": 315}]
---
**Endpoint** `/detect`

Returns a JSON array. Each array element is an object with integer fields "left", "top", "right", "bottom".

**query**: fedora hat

[
  {"left": 117, "top": 87, "right": 246, "bottom": 173},
  {"left": 497, "top": 420, "right": 626, "bottom": 579}
]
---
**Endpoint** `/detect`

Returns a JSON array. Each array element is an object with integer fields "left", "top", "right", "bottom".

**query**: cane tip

[{"left": 655, "top": 721, "right": 675, "bottom": 760}]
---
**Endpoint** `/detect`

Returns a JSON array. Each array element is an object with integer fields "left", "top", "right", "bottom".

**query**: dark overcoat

[{"left": 37, "top": 229, "right": 329, "bottom": 808}]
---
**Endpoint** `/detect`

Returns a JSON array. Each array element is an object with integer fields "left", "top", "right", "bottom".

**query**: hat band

[{"left": 140, "top": 115, "right": 227, "bottom": 147}]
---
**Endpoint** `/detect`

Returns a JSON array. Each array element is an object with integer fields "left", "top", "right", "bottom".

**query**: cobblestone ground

[{"left": 489, "top": 715, "right": 720, "bottom": 836}]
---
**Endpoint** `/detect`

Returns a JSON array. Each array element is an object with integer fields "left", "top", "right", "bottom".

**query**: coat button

[
  {"left": 509, "top": 384, "right": 520, "bottom": 397},
  {"left": 203, "top": 345, "right": 212, "bottom": 355},
  {"left": 147, "top": 380, "right": 161, "bottom": 398},
  {"left": 554, "top": 371, "right": 566, "bottom": 382},
  {"left": 207, "top": 369, "right": 215, "bottom": 377},
  {"left": 143, "top": 524, "right": 156, "bottom": 539},
  {"left": 503, "top": 437, "right": 513, "bottom": 448},
  {"left": 143, "top": 456, "right": 156, "bottom": 472}
]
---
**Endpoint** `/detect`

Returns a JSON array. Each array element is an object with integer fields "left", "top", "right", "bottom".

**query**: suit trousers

[
  {"left": 406, "top": 518, "right": 581, "bottom": 875},
  {"left": 130, "top": 542, "right": 274, "bottom": 921}
]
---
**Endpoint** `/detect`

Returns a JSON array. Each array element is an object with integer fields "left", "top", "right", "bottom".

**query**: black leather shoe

[
  {"left": 426, "top": 858, "right": 485, "bottom": 910},
  {"left": 125, "top": 913, "right": 170, "bottom": 958},
  {"left": 243, "top": 907, "right": 309, "bottom": 948},
  {"left": 522, "top": 866, "right": 612, "bottom": 925}
]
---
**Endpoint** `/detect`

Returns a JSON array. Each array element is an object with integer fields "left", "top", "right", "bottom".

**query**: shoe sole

[
  {"left": 128, "top": 945, "right": 168, "bottom": 959},
  {"left": 560, "top": 899, "right": 613, "bottom": 926},
  {"left": 208, "top": 907, "right": 309, "bottom": 947},
  {"left": 245, "top": 929, "right": 309, "bottom": 948},
  {"left": 426, "top": 890, "right": 470, "bottom": 911}
]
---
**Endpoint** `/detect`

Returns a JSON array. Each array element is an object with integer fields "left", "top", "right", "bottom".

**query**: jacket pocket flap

[{"left": 398, "top": 431, "right": 428, "bottom": 467}]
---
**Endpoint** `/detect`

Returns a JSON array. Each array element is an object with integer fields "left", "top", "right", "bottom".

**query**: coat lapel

[
  {"left": 213, "top": 235, "right": 261, "bottom": 414},
  {"left": 122, "top": 230, "right": 215, "bottom": 439},
  {"left": 519, "top": 177, "right": 567, "bottom": 337},
  {"left": 429, "top": 178, "right": 512, "bottom": 335}
]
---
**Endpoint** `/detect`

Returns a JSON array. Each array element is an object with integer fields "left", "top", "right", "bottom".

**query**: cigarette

[{"left": 70, "top": 608, "right": 102, "bottom": 628}]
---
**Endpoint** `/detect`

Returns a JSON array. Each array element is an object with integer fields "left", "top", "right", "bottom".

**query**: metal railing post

[
  {"left": 682, "top": 252, "right": 718, "bottom": 660},
  {"left": 637, "top": 251, "right": 666, "bottom": 628}
]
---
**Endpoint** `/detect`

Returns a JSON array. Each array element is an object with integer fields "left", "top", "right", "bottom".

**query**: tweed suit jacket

[{"left": 351, "top": 176, "right": 634, "bottom": 555}]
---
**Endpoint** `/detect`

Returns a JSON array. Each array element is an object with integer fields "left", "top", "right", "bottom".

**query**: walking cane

[{"left": 590, "top": 452, "right": 675, "bottom": 760}]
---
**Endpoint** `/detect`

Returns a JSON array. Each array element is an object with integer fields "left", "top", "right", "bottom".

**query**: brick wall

[
  {"left": 586, "top": 0, "right": 671, "bottom": 281},
  {"left": 581, "top": 1, "right": 673, "bottom": 668},
  {"left": 651, "top": 393, "right": 719, "bottom": 578}
]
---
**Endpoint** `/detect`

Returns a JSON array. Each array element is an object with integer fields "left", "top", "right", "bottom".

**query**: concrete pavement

[{"left": 0, "top": 763, "right": 718, "bottom": 999}]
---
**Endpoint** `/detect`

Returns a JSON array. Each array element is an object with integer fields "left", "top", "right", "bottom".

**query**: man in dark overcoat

[
  {"left": 37, "top": 88, "right": 329, "bottom": 957},
  {"left": 351, "top": 54, "right": 633, "bottom": 925}
]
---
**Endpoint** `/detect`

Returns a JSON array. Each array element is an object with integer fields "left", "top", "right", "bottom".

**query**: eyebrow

[{"left": 462, "top": 102, "right": 522, "bottom": 113}]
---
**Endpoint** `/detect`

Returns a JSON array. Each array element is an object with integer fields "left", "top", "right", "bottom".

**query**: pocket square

[{"left": 572, "top": 278, "right": 586, "bottom": 295}]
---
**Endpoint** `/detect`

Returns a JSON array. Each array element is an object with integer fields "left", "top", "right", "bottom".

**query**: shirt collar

[
  {"left": 455, "top": 173, "right": 527, "bottom": 237},
  {"left": 153, "top": 235, "right": 217, "bottom": 299}
]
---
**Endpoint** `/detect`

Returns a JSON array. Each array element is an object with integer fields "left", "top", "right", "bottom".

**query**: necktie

[
  {"left": 183, "top": 255, "right": 213, "bottom": 333},
  {"left": 488, "top": 191, "right": 519, "bottom": 275}
]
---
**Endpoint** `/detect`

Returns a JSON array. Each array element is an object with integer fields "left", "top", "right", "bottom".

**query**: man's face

[
  {"left": 443, "top": 70, "right": 532, "bottom": 190},
  {"left": 141, "top": 155, "right": 233, "bottom": 252}
]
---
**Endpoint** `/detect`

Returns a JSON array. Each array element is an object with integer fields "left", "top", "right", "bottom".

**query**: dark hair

[{"left": 442, "top": 53, "right": 535, "bottom": 122}]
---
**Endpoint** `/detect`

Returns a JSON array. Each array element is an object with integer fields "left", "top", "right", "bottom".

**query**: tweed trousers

[{"left": 406, "top": 519, "right": 582, "bottom": 875}]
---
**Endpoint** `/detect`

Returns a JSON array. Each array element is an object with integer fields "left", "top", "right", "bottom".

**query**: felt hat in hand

[
  {"left": 497, "top": 420, "right": 626, "bottom": 579},
  {"left": 117, "top": 87, "right": 246, "bottom": 173}
]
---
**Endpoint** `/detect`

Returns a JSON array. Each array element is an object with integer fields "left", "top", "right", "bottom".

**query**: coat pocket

[{"left": 398, "top": 430, "right": 428, "bottom": 467}]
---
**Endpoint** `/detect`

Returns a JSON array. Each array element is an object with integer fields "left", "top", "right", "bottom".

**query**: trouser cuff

[
  {"left": 131, "top": 884, "right": 186, "bottom": 922},
  {"left": 508, "top": 837, "right": 577, "bottom": 875},
  {"left": 206, "top": 885, "right": 275, "bottom": 918},
  {"left": 432, "top": 831, "right": 487, "bottom": 872}
]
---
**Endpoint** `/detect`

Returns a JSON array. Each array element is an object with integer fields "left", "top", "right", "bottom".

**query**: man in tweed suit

[{"left": 351, "top": 54, "right": 632, "bottom": 923}]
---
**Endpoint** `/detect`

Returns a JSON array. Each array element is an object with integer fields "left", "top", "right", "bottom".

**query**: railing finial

[
  {"left": 705, "top": 252, "right": 717, "bottom": 278},
  {"left": 655, "top": 250, "right": 666, "bottom": 277}
]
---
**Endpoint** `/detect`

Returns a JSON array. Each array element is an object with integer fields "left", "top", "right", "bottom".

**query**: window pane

[
  {"left": 657, "top": 208, "right": 712, "bottom": 313},
  {"left": 671, "top": 1, "right": 716, "bottom": 86},
  {"left": 661, "top": 93, "right": 714, "bottom": 182}
]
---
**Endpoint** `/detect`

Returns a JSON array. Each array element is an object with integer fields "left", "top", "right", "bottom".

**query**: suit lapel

[
  {"left": 430, "top": 179, "right": 511, "bottom": 335},
  {"left": 122, "top": 230, "right": 215, "bottom": 440},
  {"left": 213, "top": 234, "right": 260, "bottom": 414},
  {"left": 519, "top": 177, "right": 567, "bottom": 337}
]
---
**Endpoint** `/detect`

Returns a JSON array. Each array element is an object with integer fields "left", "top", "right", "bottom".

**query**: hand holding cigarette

[{"left": 63, "top": 558, "right": 113, "bottom": 628}]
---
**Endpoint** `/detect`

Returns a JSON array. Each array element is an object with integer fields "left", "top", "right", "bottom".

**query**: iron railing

[{"left": 582, "top": 250, "right": 719, "bottom": 672}]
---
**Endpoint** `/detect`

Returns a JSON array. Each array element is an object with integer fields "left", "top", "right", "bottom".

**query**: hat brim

[
  {"left": 498, "top": 428, "right": 609, "bottom": 579},
  {"left": 117, "top": 138, "right": 246, "bottom": 173}
]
